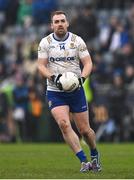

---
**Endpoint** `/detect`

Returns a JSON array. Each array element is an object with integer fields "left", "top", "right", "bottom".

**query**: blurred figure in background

[
  {"left": 124, "top": 64, "right": 134, "bottom": 84},
  {"left": 70, "top": 4, "right": 98, "bottom": 43},
  {"left": 5, "top": 0, "right": 19, "bottom": 26},
  {"left": 12, "top": 74, "right": 29, "bottom": 142},
  {"left": 108, "top": 73, "right": 128, "bottom": 141},
  {"left": 99, "top": 15, "right": 120, "bottom": 52},
  {"left": 32, "top": 0, "right": 58, "bottom": 25},
  {"left": 0, "top": 91, "right": 9, "bottom": 142},
  {"left": 28, "top": 88, "right": 43, "bottom": 142},
  {"left": 17, "top": 0, "right": 32, "bottom": 25}
]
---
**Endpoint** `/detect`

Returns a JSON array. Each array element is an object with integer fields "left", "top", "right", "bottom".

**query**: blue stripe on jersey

[{"left": 46, "top": 87, "right": 87, "bottom": 113}]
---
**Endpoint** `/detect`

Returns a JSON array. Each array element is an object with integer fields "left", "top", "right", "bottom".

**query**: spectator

[
  {"left": 12, "top": 74, "right": 29, "bottom": 141},
  {"left": 125, "top": 3, "right": 134, "bottom": 41},
  {"left": 99, "top": 15, "right": 120, "bottom": 52},
  {"left": 15, "top": 37, "right": 24, "bottom": 64},
  {"left": 28, "top": 88, "right": 43, "bottom": 142},
  {"left": 109, "top": 22, "right": 130, "bottom": 52},
  {"left": 0, "top": 91, "right": 9, "bottom": 142},
  {"left": 108, "top": 73, "right": 128, "bottom": 141},
  {"left": 0, "top": 63, "right": 7, "bottom": 82},
  {"left": 113, "top": 43, "right": 134, "bottom": 74},
  {"left": 32, "top": 0, "right": 58, "bottom": 25},
  {"left": 124, "top": 64, "right": 134, "bottom": 84},
  {"left": 0, "top": 39, "right": 6, "bottom": 62},
  {"left": 5, "top": 0, "right": 19, "bottom": 26},
  {"left": 92, "top": 52, "right": 112, "bottom": 83},
  {"left": 17, "top": 0, "right": 32, "bottom": 25},
  {"left": 70, "top": 4, "right": 98, "bottom": 43},
  {"left": 0, "top": 0, "right": 9, "bottom": 11}
]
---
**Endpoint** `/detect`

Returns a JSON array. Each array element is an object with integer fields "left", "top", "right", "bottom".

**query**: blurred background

[{"left": 0, "top": 0, "right": 134, "bottom": 143}]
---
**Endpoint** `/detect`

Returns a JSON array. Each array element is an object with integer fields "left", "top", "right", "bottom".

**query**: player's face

[{"left": 51, "top": 14, "right": 69, "bottom": 37}]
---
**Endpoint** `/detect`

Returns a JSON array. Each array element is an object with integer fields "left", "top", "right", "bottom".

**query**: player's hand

[
  {"left": 50, "top": 74, "right": 63, "bottom": 90},
  {"left": 78, "top": 77, "right": 86, "bottom": 86}
]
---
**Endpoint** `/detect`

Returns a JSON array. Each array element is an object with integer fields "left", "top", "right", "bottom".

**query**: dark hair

[{"left": 51, "top": 10, "right": 67, "bottom": 22}]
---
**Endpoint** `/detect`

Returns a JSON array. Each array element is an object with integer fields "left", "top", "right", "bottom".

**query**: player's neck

[{"left": 53, "top": 32, "right": 69, "bottom": 41}]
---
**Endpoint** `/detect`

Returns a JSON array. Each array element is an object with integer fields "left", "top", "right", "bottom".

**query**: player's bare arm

[
  {"left": 37, "top": 58, "right": 63, "bottom": 90},
  {"left": 80, "top": 55, "right": 93, "bottom": 78},
  {"left": 37, "top": 58, "right": 52, "bottom": 80}
]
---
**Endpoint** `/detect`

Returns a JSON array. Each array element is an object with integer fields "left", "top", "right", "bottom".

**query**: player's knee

[
  {"left": 80, "top": 128, "right": 89, "bottom": 137},
  {"left": 58, "top": 119, "right": 71, "bottom": 133},
  {"left": 80, "top": 127, "right": 94, "bottom": 137}
]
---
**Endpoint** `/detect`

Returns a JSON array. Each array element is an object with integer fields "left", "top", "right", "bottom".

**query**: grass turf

[{"left": 0, "top": 143, "right": 134, "bottom": 179}]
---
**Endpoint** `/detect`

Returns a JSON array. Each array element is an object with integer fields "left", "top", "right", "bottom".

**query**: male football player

[{"left": 37, "top": 10, "right": 101, "bottom": 172}]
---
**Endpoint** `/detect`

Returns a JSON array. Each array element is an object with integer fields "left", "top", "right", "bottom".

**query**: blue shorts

[{"left": 46, "top": 87, "right": 87, "bottom": 113}]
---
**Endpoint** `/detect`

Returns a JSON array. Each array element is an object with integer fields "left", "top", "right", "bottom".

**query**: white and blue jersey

[
  {"left": 38, "top": 32, "right": 89, "bottom": 112},
  {"left": 38, "top": 32, "right": 90, "bottom": 91}
]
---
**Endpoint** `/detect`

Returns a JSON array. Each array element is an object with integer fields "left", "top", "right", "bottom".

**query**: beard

[{"left": 55, "top": 28, "right": 67, "bottom": 38}]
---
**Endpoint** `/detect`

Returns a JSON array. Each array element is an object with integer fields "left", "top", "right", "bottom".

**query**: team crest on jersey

[
  {"left": 70, "top": 43, "right": 76, "bottom": 49},
  {"left": 48, "top": 100, "right": 52, "bottom": 108}
]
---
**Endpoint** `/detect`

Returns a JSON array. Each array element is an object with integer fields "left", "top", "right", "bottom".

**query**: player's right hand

[{"left": 50, "top": 74, "right": 63, "bottom": 90}]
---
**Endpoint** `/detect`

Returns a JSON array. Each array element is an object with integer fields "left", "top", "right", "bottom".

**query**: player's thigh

[
  {"left": 73, "top": 110, "right": 90, "bottom": 130},
  {"left": 51, "top": 105, "right": 70, "bottom": 126}
]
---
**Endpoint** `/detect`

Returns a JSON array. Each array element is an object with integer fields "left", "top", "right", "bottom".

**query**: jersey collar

[{"left": 53, "top": 32, "right": 69, "bottom": 42}]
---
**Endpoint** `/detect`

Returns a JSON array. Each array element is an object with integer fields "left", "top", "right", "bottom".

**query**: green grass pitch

[{"left": 0, "top": 143, "right": 133, "bottom": 179}]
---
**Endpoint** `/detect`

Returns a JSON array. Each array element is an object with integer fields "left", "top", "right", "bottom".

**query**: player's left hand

[{"left": 78, "top": 77, "right": 86, "bottom": 86}]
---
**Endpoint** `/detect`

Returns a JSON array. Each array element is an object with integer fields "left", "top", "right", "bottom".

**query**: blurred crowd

[{"left": 0, "top": 0, "right": 134, "bottom": 143}]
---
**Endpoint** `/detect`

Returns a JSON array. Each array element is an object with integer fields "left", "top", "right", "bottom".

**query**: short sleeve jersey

[{"left": 38, "top": 32, "right": 90, "bottom": 91}]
